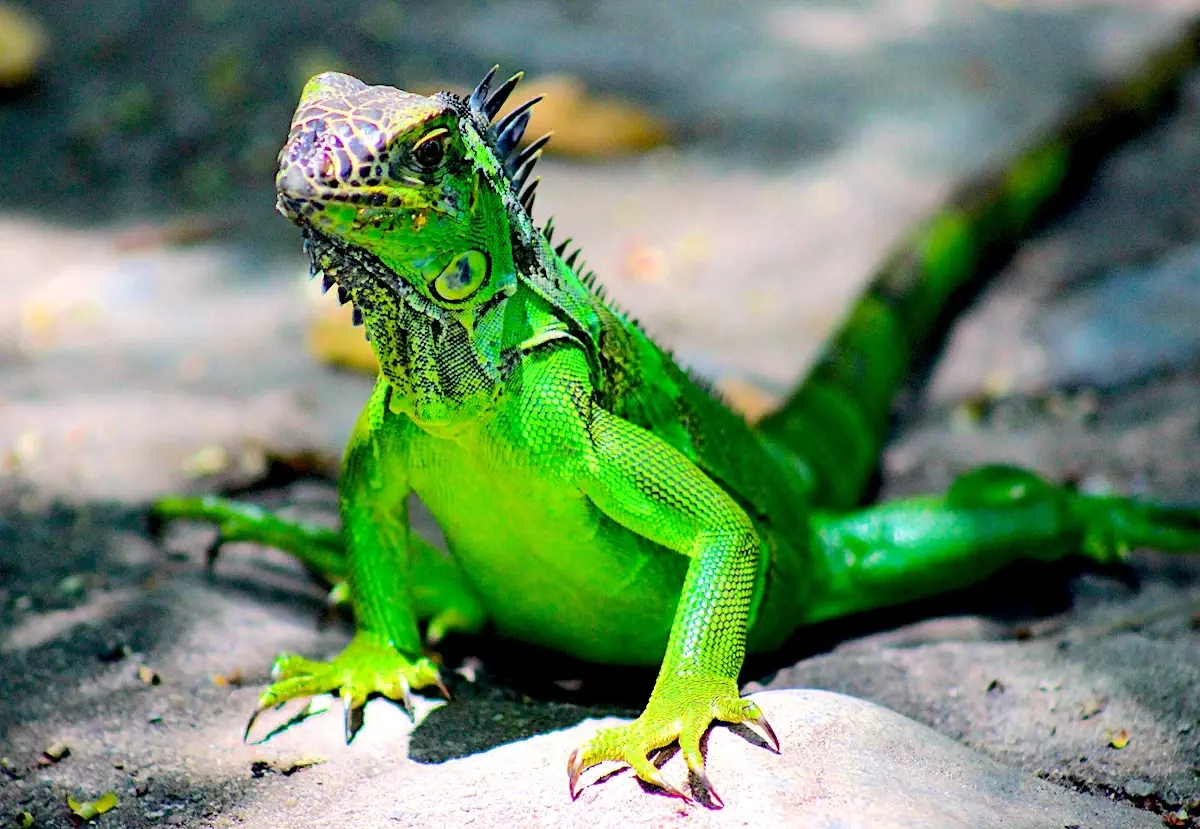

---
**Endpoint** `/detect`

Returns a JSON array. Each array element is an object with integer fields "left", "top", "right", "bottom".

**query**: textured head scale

[{"left": 276, "top": 72, "right": 445, "bottom": 220}]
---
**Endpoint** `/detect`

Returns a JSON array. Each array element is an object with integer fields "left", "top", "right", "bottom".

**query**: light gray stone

[{"left": 377, "top": 690, "right": 1156, "bottom": 829}]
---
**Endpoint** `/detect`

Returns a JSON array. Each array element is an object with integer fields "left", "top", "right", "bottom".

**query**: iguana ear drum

[{"left": 431, "top": 249, "right": 490, "bottom": 302}]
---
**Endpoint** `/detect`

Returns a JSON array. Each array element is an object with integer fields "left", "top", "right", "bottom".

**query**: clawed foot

[
  {"left": 245, "top": 633, "right": 448, "bottom": 743},
  {"left": 567, "top": 677, "right": 778, "bottom": 805}
]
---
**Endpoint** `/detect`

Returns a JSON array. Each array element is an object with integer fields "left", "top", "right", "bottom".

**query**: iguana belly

[{"left": 407, "top": 430, "right": 689, "bottom": 665}]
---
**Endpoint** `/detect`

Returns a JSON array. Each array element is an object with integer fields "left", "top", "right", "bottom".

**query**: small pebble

[{"left": 1123, "top": 777, "right": 1155, "bottom": 798}]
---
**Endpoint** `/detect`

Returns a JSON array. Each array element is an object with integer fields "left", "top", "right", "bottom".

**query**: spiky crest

[
  {"left": 464, "top": 67, "right": 549, "bottom": 220},
  {"left": 463, "top": 67, "right": 644, "bottom": 335}
]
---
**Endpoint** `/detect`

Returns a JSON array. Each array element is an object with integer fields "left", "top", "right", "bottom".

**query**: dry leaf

[
  {"left": 38, "top": 741, "right": 70, "bottom": 766},
  {"left": 211, "top": 669, "right": 245, "bottom": 687},
  {"left": 66, "top": 792, "right": 118, "bottom": 823}
]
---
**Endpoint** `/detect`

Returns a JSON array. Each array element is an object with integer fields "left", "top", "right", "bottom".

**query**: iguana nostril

[{"left": 277, "top": 164, "right": 316, "bottom": 199}]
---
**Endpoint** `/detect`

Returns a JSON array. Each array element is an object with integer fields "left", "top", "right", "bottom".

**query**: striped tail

[{"left": 756, "top": 19, "right": 1200, "bottom": 510}]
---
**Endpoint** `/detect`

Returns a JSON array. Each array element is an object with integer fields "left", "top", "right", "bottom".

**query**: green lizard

[{"left": 152, "top": 29, "right": 1200, "bottom": 804}]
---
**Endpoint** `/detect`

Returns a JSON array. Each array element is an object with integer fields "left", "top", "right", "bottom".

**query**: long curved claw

[
  {"left": 680, "top": 728, "right": 722, "bottom": 808},
  {"left": 742, "top": 700, "right": 780, "bottom": 753},
  {"left": 567, "top": 748, "right": 585, "bottom": 800},
  {"left": 397, "top": 677, "right": 415, "bottom": 718},
  {"left": 243, "top": 704, "right": 268, "bottom": 743},
  {"left": 690, "top": 767, "right": 722, "bottom": 809},
  {"left": 568, "top": 747, "right": 696, "bottom": 802},
  {"left": 342, "top": 689, "right": 365, "bottom": 743},
  {"left": 568, "top": 679, "right": 775, "bottom": 804},
  {"left": 629, "top": 755, "right": 691, "bottom": 802},
  {"left": 204, "top": 531, "right": 226, "bottom": 573},
  {"left": 243, "top": 697, "right": 319, "bottom": 744}
]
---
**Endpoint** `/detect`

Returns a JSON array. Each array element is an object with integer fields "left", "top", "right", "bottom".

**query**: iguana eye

[
  {"left": 411, "top": 128, "right": 449, "bottom": 171},
  {"left": 431, "top": 249, "right": 489, "bottom": 302}
]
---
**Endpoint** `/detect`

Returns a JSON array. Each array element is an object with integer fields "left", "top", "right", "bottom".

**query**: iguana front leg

[
  {"left": 240, "top": 381, "right": 451, "bottom": 740},
  {"left": 565, "top": 398, "right": 777, "bottom": 803}
]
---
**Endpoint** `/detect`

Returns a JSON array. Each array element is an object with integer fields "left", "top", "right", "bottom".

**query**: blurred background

[{"left": 7, "top": 0, "right": 1192, "bottom": 218}]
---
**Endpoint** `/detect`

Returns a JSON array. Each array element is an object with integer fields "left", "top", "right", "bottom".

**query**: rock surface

[
  {"left": 754, "top": 574, "right": 1200, "bottom": 807},
  {"left": 382, "top": 690, "right": 1159, "bottom": 829}
]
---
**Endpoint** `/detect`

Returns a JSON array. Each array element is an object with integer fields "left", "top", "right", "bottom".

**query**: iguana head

[
  {"left": 275, "top": 69, "right": 552, "bottom": 325},
  {"left": 275, "top": 68, "right": 600, "bottom": 429}
]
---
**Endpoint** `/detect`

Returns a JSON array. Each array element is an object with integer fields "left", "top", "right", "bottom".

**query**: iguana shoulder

[{"left": 589, "top": 299, "right": 810, "bottom": 527}]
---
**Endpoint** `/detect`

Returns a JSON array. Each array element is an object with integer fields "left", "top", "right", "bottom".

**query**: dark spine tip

[
  {"left": 484, "top": 71, "right": 525, "bottom": 120},
  {"left": 493, "top": 95, "right": 542, "bottom": 138},
  {"left": 495, "top": 109, "right": 533, "bottom": 161},
  {"left": 507, "top": 132, "right": 552, "bottom": 175},
  {"left": 510, "top": 149, "right": 544, "bottom": 193},
  {"left": 469, "top": 64, "right": 499, "bottom": 113},
  {"left": 519, "top": 178, "right": 539, "bottom": 214}
]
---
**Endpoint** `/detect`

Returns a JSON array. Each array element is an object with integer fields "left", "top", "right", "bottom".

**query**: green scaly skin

[{"left": 152, "top": 25, "right": 1200, "bottom": 805}]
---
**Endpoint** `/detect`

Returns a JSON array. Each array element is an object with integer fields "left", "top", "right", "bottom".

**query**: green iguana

[{"left": 152, "top": 28, "right": 1200, "bottom": 804}]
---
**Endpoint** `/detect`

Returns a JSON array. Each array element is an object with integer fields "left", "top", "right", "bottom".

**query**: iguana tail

[{"left": 756, "top": 19, "right": 1200, "bottom": 510}]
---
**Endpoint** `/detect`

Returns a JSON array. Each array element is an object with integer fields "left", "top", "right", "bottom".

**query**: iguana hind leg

[
  {"left": 150, "top": 495, "right": 486, "bottom": 644},
  {"left": 805, "top": 465, "right": 1200, "bottom": 622},
  {"left": 151, "top": 495, "right": 344, "bottom": 579}
]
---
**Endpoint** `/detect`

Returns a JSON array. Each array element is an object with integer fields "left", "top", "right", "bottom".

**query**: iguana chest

[{"left": 403, "top": 421, "right": 689, "bottom": 665}]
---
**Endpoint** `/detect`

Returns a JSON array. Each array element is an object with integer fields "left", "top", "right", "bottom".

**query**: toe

[
  {"left": 680, "top": 720, "right": 724, "bottom": 807},
  {"left": 271, "top": 652, "right": 329, "bottom": 682},
  {"left": 627, "top": 751, "right": 690, "bottom": 801}
]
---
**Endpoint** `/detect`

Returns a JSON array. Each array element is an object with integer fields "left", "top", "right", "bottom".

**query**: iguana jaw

[{"left": 296, "top": 223, "right": 439, "bottom": 326}]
